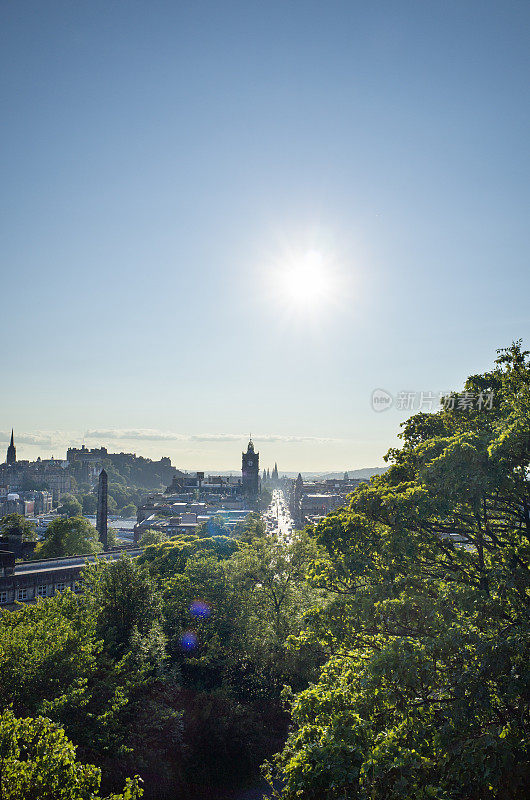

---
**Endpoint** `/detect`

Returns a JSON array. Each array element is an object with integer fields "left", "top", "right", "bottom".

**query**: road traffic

[{"left": 262, "top": 488, "right": 294, "bottom": 542}]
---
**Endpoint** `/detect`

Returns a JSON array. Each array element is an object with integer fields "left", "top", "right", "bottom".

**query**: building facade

[
  {"left": 0, "top": 549, "right": 142, "bottom": 608},
  {"left": 67, "top": 446, "right": 108, "bottom": 483},
  {"left": 289, "top": 474, "right": 367, "bottom": 526}
]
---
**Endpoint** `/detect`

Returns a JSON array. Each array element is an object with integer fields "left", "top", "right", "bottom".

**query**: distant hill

[
  {"left": 103, "top": 453, "right": 176, "bottom": 489},
  {"left": 298, "top": 467, "right": 388, "bottom": 480},
  {"left": 186, "top": 467, "right": 388, "bottom": 480}
]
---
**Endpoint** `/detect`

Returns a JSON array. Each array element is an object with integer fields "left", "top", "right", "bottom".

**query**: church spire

[{"left": 6, "top": 429, "right": 16, "bottom": 465}]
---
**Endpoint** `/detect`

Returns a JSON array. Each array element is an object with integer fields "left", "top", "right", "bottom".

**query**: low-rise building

[
  {"left": 289, "top": 474, "right": 367, "bottom": 526},
  {"left": 0, "top": 489, "right": 53, "bottom": 518},
  {"left": 0, "top": 549, "right": 142, "bottom": 609}
]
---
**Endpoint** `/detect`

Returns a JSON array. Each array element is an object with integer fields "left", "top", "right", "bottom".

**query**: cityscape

[
  {"left": 1, "top": 429, "right": 373, "bottom": 580},
  {"left": 1, "top": 3, "right": 529, "bottom": 800},
  {"left": 1, "top": 429, "right": 383, "bottom": 663}
]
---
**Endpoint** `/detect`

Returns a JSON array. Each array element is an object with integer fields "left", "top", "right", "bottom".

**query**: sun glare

[{"left": 276, "top": 249, "right": 336, "bottom": 312}]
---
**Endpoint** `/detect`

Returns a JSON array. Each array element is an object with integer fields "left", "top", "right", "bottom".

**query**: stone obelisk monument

[{"left": 96, "top": 468, "right": 108, "bottom": 550}]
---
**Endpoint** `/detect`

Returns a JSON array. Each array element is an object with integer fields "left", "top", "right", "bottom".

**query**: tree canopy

[
  {"left": 266, "top": 341, "right": 530, "bottom": 799},
  {"left": 0, "top": 513, "right": 36, "bottom": 542},
  {"left": 0, "top": 709, "right": 142, "bottom": 800},
  {"left": 57, "top": 494, "right": 83, "bottom": 517},
  {"left": 36, "top": 516, "right": 102, "bottom": 558}
]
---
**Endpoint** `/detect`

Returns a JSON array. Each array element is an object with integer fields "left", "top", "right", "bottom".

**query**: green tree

[
  {"left": 109, "top": 483, "right": 130, "bottom": 508},
  {"left": 0, "top": 590, "right": 99, "bottom": 716},
  {"left": 107, "top": 525, "right": 119, "bottom": 548},
  {"left": 37, "top": 516, "right": 101, "bottom": 558},
  {"left": 107, "top": 495, "right": 118, "bottom": 515},
  {"left": 224, "top": 530, "right": 323, "bottom": 699},
  {"left": 57, "top": 494, "right": 83, "bottom": 517},
  {"left": 267, "top": 342, "right": 530, "bottom": 800},
  {"left": 196, "top": 515, "right": 230, "bottom": 538},
  {"left": 234, "top": 511, "right": 266, "bottom": 542},
  {"left": 139, "top": 529, "right": 170, "bottom": 547},
  {"left": 83, "top": 554, "right": 164, "bottom": 661},
  {"left": 108, "top": 484, "right": 142, "bottom": 511},
  {"left": 0, "top": 709, "right": 142, "bottom": 800},
  {"left": 139, "top": 535, "right": 238, "bottom": 579},
  {"left": 161, "top": 554, "right": 238, "bottom": 678},
  {"left": 120, "top": 503, "right": 137, "bottom": 518},
  {"left": 81, "top": 493, "right": 98, "bottom": 515},
  {"left": 0, "top": 513, "right": 36, "bottom": 542},
  {"left": 231, "top": 530, "right": 318, "bottom": 640},
  {"left": 0, "top": 590, "right": 147, "bottom": 760}
]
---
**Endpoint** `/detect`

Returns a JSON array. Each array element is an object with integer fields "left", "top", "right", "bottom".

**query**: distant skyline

[
  {"left": 0, "top": 427, "right": 388, "bottom": 473},
  {"left": 2, "top": 1, "right": 529, "bottom": 471}
]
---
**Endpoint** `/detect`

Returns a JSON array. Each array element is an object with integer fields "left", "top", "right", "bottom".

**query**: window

[
  {"left": 17, "top": 588, "right": 28, "bottom": 601},
  {"left": 36, "top": 585, "right": 47, "bottom": 598},
  {"left": 55, "top": 582, "right": 66, "bottom": 592},
  {"left": 0, "top": 591, "right": 7, "bottom": 604}
]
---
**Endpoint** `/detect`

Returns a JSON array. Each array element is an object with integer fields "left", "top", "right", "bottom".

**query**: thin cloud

[
  {"left": 191, "top": 433, "right": 339, "bottom": 444},
  {"left": 0, "top": 431, "right": 55, "bottom": 447},
  {"left": 84, "top": 429, "right": 187, "bottom": 442},
  {"left": 189, "top": 433, "right": 249, "bottom": 442},
  {"left": 84, "top": 429, "right": 341, "bottom": 444}
]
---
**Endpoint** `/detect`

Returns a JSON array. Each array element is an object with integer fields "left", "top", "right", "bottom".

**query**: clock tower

[{"left": 242, "top": 439, "right": 259, "bottom": 498}]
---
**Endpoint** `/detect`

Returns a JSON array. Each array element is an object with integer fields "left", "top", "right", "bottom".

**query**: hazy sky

[{"left": 1, "top": 1, "right": 529, "bottom": 471}]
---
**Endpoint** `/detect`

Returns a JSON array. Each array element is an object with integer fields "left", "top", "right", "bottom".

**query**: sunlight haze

[{"left": 1, "top": 0, "right": 529, "bottom": 470}]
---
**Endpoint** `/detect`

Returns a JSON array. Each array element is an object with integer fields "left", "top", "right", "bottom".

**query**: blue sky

[{"left": 1, "top": 1, "right": 529, "bottom": 471}]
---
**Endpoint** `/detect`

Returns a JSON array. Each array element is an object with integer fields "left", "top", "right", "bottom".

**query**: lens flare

[
  {"left": 180, "top": 631, "right": 198, "bottom": 651},
  {"left": 190, "top": 600, "right": 211, "bottom": 619}
]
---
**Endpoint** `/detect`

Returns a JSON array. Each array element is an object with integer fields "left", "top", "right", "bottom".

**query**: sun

[{"left": 276, "top": 249, "right": 335, "bottom": 311}]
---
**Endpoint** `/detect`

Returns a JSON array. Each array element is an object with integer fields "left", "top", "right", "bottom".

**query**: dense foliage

[
  {"left": 0, "top": 524, "right": 320, "bottom": 797},
  {"left": 72, "top": 454, "right": 176, "bottom": 516},
  {"left": 0, "top": 512, "right": 36, "bottom": 542},
  {"left": 103, "top": 453, "right": 175, "bottom": 490},
  {"left": 36, "top": 515, "right": 102, "bottom": 558},
  {"left": 266, "top": 342, "right": 530, "bottom": 799},
  {"left": 0, "top": 709, "right": 142, "bottom": 800},
  {"left": 57, "top": 493, "right": 83, "bottom": 517},
  {"left": 2, "top": 343, "right": 528, "bottom": 799}
]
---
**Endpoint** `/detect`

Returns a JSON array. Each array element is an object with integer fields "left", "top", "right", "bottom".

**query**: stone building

[
  {"left": 0, "top": 549, "right": 141, "bottom": 609},
  {"left": 67, "top": 446, "right": 107, "bottom": 482}
]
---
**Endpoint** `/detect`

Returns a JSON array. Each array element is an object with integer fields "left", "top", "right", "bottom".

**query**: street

[{"left": 262, "top": 488, "right": 294, "bottom": 542}]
